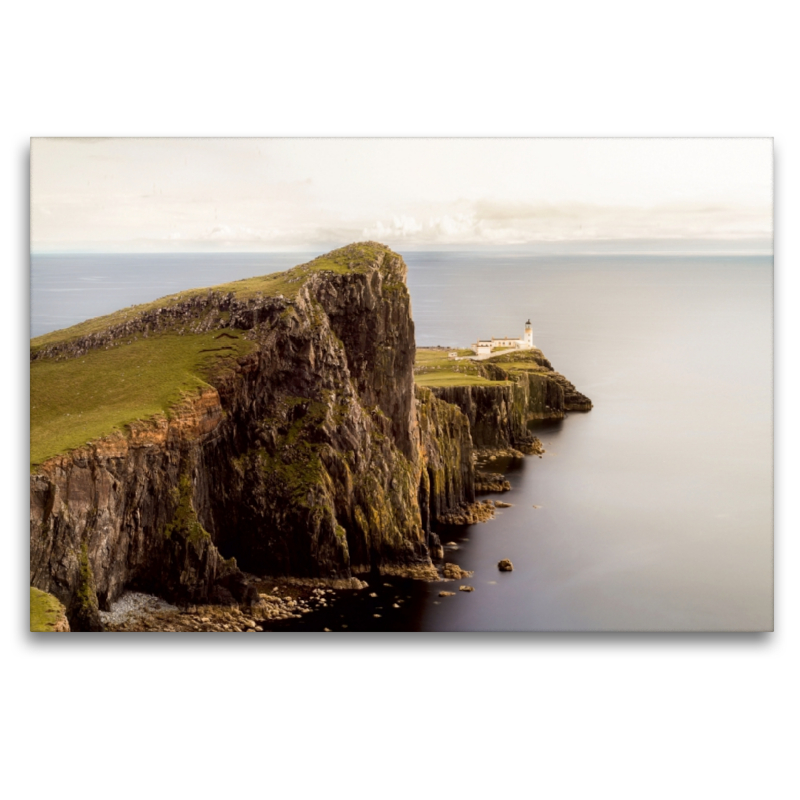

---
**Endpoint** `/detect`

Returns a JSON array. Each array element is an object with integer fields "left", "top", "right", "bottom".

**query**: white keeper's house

[{"left": 471, "top": 319, "right": 534, "bottom": 356}]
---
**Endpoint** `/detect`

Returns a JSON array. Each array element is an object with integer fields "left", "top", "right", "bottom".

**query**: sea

[{"left": 30, "top": 250, "right": 774, "bottom": 631}]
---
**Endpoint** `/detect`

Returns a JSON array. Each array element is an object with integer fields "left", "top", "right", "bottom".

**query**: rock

[
  {"left": 498, "top": 559, "right": 514, "bottom": 572},
  {"left": 459, "top": 585, "right": 474, "bottom": 592},
  {"left": 442, "top": 562, "right": 474, "bottom": 580},
  {"left": 282, "top": 577, "right": 368, "bottom": 590},
  {"left": 437, "top": 500, "right": 496, "bottom": 525},
  {"left": 209, "top": 585, "right": 237, "bottom": 606},
  {"left": 439, "top": 591, "right": 456, "bottom": 597},
  {"left": 67, "top": 545, "right": 103, "bottom": 632},
  {"left": 518, "top": 438, "right": 545, "bottom": 456},
  {"left": 369, "top": 592, "right": 378, "bottom": 598},
  {"left": 494, "top": 500, "right": 512, "bottom": 508},
  {"left": 474, "top": 471, "right": 512, "bottom": 493}
]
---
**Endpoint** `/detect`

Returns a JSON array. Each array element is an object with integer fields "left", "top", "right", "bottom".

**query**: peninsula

[{"left": 30, "top": 243, "right": 591, "bottom": 631}]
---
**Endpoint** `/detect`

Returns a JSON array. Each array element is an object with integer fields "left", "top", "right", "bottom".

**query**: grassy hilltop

[
  {"left": 30, "top": 245, "right": 392, "bottom": 472},
  {"left": 30, "top": 243, "right": 554, "bottom": 471},
  {"left": 413, "top": 349, "right": 506, "bottom": 387},
  {"left": 31, "top": 244, "right": 387, "bottom": 352},
  {"left": 413, "top": 348, "right": 550, "bottom": 388}
]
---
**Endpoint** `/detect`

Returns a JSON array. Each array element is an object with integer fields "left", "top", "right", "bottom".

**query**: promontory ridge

[{"left": 29, "top": 243, "right": 591, "bottom": 631}]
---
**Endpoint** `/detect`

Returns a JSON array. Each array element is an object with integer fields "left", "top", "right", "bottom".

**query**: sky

[{"left": 30, "top": 138, "right": 773, "bottom": 253}]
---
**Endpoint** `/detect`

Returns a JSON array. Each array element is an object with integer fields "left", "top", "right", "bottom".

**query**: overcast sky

[{"left": 31, "top": 138, "right": 773, "bottom": 252}]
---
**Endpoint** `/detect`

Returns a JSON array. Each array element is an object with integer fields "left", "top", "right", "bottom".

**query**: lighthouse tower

[{"left": 523, "top": 318, "right": 533, "bottom": 348}]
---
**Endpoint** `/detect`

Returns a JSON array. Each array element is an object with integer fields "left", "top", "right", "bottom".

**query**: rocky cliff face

[
  {"left": 30, "top": 244, "right": 450, "bottom": 628},
  {"left": 430, "top": 352, "right": 592, "bottom": 450},
  {"left": 415, "top": 386, "right": 475, "bottom": 548},
  {"left": 30, "top": 243, "right": 591, "bottom": 630}
]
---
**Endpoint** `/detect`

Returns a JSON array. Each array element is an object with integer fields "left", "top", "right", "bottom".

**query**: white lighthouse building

[
  {"left": 523, "top": 318, "right": 533, "bottom": 348},
  {"left": 471, "top": 319, "right": 534, "bottom": 355}
]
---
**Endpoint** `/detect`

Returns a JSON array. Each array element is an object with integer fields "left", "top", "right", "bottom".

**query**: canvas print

[{"left": 29, "top": 138, "right": 773, "bottom": 632}]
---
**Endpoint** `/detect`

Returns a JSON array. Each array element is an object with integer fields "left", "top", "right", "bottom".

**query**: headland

[{"left": 29, "top": 243, "right": 591, "bottom": 632}]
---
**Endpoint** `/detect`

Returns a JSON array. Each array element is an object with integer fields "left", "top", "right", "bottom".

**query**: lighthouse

[{"left": 523, "top": 318, "right": 533, "bottom": 348}]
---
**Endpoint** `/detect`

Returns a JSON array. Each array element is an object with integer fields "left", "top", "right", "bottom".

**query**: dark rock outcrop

[{"left": 415, "top": 386, "right": 475, "bottom": 546}]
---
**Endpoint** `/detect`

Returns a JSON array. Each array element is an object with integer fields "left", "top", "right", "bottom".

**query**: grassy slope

[
  {"left": 413, "top": 348, "right": 508, "bottom": 388},
  {"left": 30, "top": 243, "right": 388, "bottom": 353},
  {"left": 30, "top": 587, "right": 65, "bottom": 631},
  {"left": 485, "top": 350, "right": 550, "bottom": 374},
  {"left": 30, "top": 331, "right": 254, "bottom": 470},
  {"left": 413, "top": 348, "right": 552, "bottom": 388},
  {"left": 29, "top": 243, "right": 393, "bottom": 470}
]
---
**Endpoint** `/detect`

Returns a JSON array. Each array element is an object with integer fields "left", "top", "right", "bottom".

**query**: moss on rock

[
  {"left": 164, "top": 471, "right": 211, "bottom": 545},
  {"left": 30, "top": 587, "right": 70, "bottom": 632}
]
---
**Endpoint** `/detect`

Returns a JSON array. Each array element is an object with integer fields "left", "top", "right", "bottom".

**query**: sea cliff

[
  {"left": 30, "top": 243, "right": 591, "bottom": 630},
  {"left": 425, "top": 352, "right": 592, "bottom": 451}
]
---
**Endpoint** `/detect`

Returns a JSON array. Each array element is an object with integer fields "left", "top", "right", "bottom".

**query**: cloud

[
  {"left": 31, "top": 139, "right": 772, "bottom": 252},
  {"left": 360, "top": 199, "right": 772, "bottom": 246},
  {"left": 362, "top": 215, "right": 424, "bottom": 239}
]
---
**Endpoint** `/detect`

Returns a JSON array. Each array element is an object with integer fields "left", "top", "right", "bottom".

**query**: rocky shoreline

[{"left": 100, "top": 446, "right": 527, "bottom": 633}]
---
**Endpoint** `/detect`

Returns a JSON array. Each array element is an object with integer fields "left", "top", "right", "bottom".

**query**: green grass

[
  {"left": 29, "top": 243, "right": 397, "bottom": 470},
  {"left": 30, "top": 587, "right": 65, "bottom": 632},
  {"left": 30, "top": 331, "right": 254, "bottom": 470},
  {"left": 414, "top": 348, "right": 508, "bottom": 388},
  {"left": 414, "top": 349, "right": 459, "bottom": 370},
  {"left": 485, "top": 350, "right": 549, "bottom": 373},
  {"left": 414, "top": 371, "right": 505, "bottom": 388},
  {"left": 30, "top": 242, "right": 393, "bottom": 353}
]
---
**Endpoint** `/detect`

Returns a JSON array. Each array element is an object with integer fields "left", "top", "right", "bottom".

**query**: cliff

[
  {"left": 415, "top": 386, "right": 475, "bottom": 546},
  {"left": 31, "top": 244, "right": 445, "bottom": 628},
  {"left": 30, "top": 242, "right": 591, "bottom": 631},
  {"left": 418, "top": 349, "right": 592, "bottom": 451}
]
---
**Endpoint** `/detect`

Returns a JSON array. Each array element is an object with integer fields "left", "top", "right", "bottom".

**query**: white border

[{"left": 4, "top": 2, "right": 797, "bottom": 798}]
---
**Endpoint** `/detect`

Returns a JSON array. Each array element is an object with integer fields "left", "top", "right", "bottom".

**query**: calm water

[{"left": 30, "top": 251, "right": 773, "bottom": 631}]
